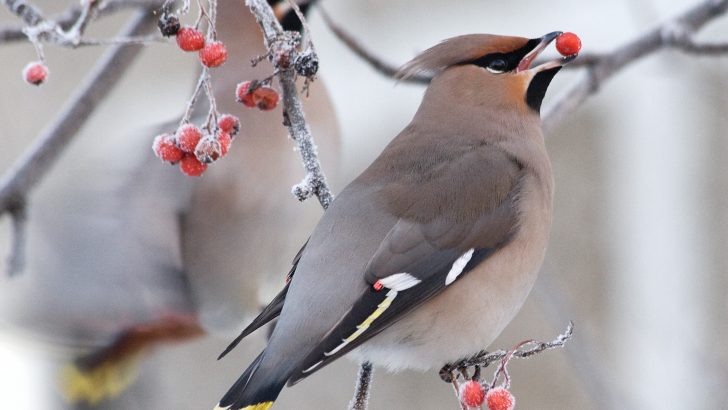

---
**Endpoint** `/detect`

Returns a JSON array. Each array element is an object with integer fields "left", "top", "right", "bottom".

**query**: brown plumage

[{"left": 215, "top": 31, "right": 575, "bottom": 410}]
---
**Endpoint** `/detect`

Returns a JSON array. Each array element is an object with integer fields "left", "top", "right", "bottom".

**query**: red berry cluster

[
  {"left": 236, "top": 80, "right": 280, "bottom": 111},
  {"left": 152, "top": 114, "right": 240, "bottom": 177},
  {"left": 166, "top": 20, "right": 227, "bottom": 68},
  {"left": 459, "top": 381, "right": 515, "bottom": 410}
]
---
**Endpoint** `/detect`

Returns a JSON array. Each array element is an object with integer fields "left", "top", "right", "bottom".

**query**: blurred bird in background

[
  {"left": 0, "top": 0, "right": 339, "bottom": 407},
  {"left": 215, "top": 32, "right": 575, "bottom": 410}
]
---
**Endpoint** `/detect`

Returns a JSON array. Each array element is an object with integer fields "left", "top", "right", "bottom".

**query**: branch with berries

[
  {"left": 245, "top": 0, "right": 333, "bottom": 209},
  {"left": 150, "top": 0, "right": 241, "bottom": 176},
  {"left": 441, "top": 322, "right": 574, "bottom": 410}
]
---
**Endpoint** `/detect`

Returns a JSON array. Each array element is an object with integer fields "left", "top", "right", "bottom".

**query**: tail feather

[
  {"left": 216, "top": 351, "right": 288, "bottom": 410},
  {"left": 59, "top": 350, "right": 144, "bottom": 405}
]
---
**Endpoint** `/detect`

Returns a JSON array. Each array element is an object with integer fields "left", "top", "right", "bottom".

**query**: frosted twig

[
  {"left": 246, "top": 0, "right": 334, "bottom": 209},
  {"left": 0, "top": 0, "right": 160, "bottom": 43},
  {"left": 180, "top": 72, "right": 207, "bottom": 126},
  {"left": 0, "top": 9, "right": 158, "bottom": 276},
  {"left": 64, "top": 0, "right": 97, "bottom": 46},
  {"left": 439, "top": 322, "right": 574, "bottom": 384},
  {"left": 347, "top": 361, "right": 374, "bottom": 410}
]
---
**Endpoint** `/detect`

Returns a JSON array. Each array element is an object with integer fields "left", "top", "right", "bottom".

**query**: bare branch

[
  {"left": 347, "top": 361, "right": 373, "bottom": 410},
  {"left": 542, "top": 0, "right": 728, "bottom": 133},
  {"left": 439, "top": 322, "right": 574, "bottom": 384},
  {"left": 0, "top": 7, "right": 160, "bottom": 275},
  {"left": 318, "top": 6, "right": 431, "bottom": 84},
  {"left": 246, "top": 0, "right": 334, "bottom": 209},
  {"left": 0, "top": 0, "right": 163, "bottom": 44},
  {"left": 2, "top": 0, "right": 45, "bottom": 26},
  {"left": 321, "top": 0, "right": 728, "bottom": 133}
]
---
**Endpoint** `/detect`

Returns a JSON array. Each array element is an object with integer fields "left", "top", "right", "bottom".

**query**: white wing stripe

[
  {"left": 445, "top": 248, "right": 475, "bottom": 286},
  {"left": 379, "top": 272, "right": 421, "bottom": 291}
]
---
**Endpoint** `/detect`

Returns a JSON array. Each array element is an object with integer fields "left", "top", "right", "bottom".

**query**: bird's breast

[{"left": 352, "top": 171, "right": 552, "bottom": 371}]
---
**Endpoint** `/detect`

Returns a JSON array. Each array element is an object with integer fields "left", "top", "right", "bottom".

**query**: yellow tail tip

[
  {"left": 214, "top": 401, "right": 274, "bottom": 410},
  {"left": 58, "top": 354, "right": 141, "bottom": 405}
]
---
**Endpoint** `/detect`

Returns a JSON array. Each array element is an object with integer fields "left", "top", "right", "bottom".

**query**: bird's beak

[{"left": 516, "top": 31, "right": 577, "bottom": 73}]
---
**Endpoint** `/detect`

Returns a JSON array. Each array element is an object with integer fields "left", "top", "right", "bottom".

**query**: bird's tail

[
  {"left": 215, "top": 351, "right": 289, "bottom": 410},
  {"left": 59, "top": 314, "right": 205, "bottom": 405},
  {"left": 58, "top": 347, "right": 145, "bottom": 406}
]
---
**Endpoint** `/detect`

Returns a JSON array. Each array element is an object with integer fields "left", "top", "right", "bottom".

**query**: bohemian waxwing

[
  {"left": 215, "top": 31, "right": 576, "bottom": 410},
  {"left": 0, "top": 1, "right": 339, "bottom": 406}
]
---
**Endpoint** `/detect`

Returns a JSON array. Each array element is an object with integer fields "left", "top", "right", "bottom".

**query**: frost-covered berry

[
  {"left": 22, "top": 61, "right": 48, "bottom": 86},
  {"left": 556, "top": 32, "right": 581, "bottom": 56},
  {"left": 179, "top": 153, "right": 207, "bottom": 176},
  {"left": 217, "top": 114, "right": 240, "bottom": 137},
  {"left": 158, "top": 13, "right": 180, "bottom": 37},
  {"left": 176, "top": 124, "right": 202, "bottom": 153},
  {"left": 199, "top": 41, "right": 227, "bottom": 68},
  {"left": 294, "top": 49, "right": 319, "bottom": 77},
  {"left": 486, "top": 387, "right": 515, "bottom": 410},
  {"left": 459, "top": 380, "right": 486, "bottom": 408},
  {"left": 194, "top": 134, "right": 222, "bottom": 164},
  {"left": 236, "top": 81, "right": 259, "bottom": 108},
  {"left": 255, "top": 87, "right": 279, "bottom": 111},
  {"left": 152, "top": 133, "right": 183, "bottom": 164},
  {"left": 176, "top": 27, "right": 205, "bottom": 52},
  {"left": 217, "top": 131, "right": 232, "bottom": 157}
]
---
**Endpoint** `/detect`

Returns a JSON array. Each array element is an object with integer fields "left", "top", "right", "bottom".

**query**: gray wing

[{"left": 288, "top": 143, "right": 525, "bottom": 383}]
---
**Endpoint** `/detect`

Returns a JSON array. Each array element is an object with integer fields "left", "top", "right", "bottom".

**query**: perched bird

[
  {"left": 0, "top": 0, "right": 339, "bottom": 407},
  {"left": 215, "top": 31, "right": 576, "bottom": 409}
]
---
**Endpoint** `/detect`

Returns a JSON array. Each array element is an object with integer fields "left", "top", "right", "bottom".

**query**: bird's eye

[{"left": 486, "top": 58, "right": 508, "bottom": 74}]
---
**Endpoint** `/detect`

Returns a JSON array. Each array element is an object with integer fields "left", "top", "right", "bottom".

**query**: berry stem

[{"left": 180, "top": 70, "right": 207, "bottom": 126}]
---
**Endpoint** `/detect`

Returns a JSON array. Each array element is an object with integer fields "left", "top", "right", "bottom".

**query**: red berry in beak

[{"left": 556, "top": 32, "right": 581, "bottom": 56}]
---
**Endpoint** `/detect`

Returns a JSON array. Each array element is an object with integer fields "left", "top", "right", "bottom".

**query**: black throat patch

[{"left": 526, "top": 67, "right": 562, "bottom": 112}]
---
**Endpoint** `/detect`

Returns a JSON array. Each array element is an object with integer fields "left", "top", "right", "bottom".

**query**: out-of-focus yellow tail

[
  {"left": 59, "top": 351, "right": 143, "bottom": 405},
  {"left": 57, "top": 314, "right": 204, "bottom": 405}
]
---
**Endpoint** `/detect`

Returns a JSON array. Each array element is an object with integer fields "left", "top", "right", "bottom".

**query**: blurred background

[{"left": 1, "top": 0, "right": 728, "bottom": 409}]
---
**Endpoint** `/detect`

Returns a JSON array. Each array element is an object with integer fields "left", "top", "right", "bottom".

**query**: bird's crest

[{"left": 396, "top": 34, "right": 529, "bottom": 80}]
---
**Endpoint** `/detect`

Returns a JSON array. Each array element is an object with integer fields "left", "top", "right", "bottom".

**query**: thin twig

[
  {"left": 75, "top": 35, "right": 167, "bottom": 46},
  {"left": 440, "top": 321, "right": 574, "bottom": 382},
  {"left": 532, "top": 269, "right": 633, "bottom": 409},
  {"left": 0, "top": 8, "right": 159, "bottom": 275},
  {"left": 2, "top": 0, "right": 45, "bottom": 26},
  {"left": 542, "top": 0, "right": 728, "bottom": 133},
  {"left": 320, "top": 0, "right": 728, "bottom": 121},
  {"left": 65, "top": 0, "right": 97, "bottom": 46},
  {"left": 318, "top": 6, "right": 430, "bottom": 84},
  {"left": 0, "top": 0, "right": 162, "bottom": 44},
  {"left": 347, "top": 361, "right": 374, "bottom": 410},
  {"left": 246, "top": 0, "right": 334, "bottom": 209}
]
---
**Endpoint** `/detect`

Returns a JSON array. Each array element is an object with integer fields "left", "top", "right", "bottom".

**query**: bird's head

[{"left": 399, "top": 32, "right": 577, "bottom": 114}]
